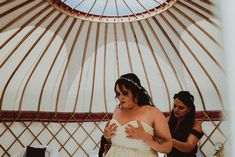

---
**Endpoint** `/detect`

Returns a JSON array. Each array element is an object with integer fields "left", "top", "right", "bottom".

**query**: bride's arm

[{"left": 143, "top": 108, "right": 172, "bottom": 153}]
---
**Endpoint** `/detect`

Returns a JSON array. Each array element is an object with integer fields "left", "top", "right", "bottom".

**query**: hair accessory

[{"left": 119, "top": 77, "right": 142, "bottom": 89}]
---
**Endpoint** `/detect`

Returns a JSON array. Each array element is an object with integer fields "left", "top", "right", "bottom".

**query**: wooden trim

[{"left": 0, "top": 110, "right": 223, "bottom": 122}]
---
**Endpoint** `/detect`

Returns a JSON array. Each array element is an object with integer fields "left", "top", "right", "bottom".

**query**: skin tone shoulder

[{"left": 103, "top": 84, "right": 173, "bottom": 153}]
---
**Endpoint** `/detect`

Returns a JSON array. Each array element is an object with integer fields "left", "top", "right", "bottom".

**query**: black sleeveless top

[
  {"left": 167, "top": 128, "right": 203, "bottom": 157},
  {"left": 98, "top": 136, "right": 110, "bottom": 157}
]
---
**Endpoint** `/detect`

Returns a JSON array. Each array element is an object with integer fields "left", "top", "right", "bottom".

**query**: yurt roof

[{"left": 0, "top": 0, "right": 224, "bottom": 114}]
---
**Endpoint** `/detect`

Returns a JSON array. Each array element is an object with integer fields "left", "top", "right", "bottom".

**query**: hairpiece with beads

[{"left": 119, "top": 77, "right": 142, "bottom": 90}]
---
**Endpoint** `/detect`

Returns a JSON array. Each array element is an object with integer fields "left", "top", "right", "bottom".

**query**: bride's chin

[
  {"left": 121, "top": 104, "right": 126, "bottom": 109},
  {"left": 119, "top": 103, "right": 136, "bottom": 110},
  {"left": 124, "top": 105, "right": 137, "bottom": 110},
  {"left": 118, "top": 103, "right": 124, "bottom": 110},
  {"left": 120, "top": 104, "right": 130, "bottom": 110}
]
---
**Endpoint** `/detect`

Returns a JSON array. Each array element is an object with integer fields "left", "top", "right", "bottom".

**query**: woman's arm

[
  {"left": 98, "top": 136, "right": 111, "bottom": 157},
  {"left": 143, "top": 108, "right": 173, "bottom": 153},
  {"left": 172, "top": 121, "right": 203, "bottom": 153}
]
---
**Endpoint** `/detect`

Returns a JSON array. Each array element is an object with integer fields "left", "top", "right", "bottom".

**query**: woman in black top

[
  {"left": 167, "top": 91, "right": 203, "bottom": 157},
  {"left": 98, "top": 136, "right": 111, "bottom": 157}
]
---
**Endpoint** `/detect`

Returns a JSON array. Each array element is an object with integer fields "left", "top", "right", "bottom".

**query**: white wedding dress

[{"left": 104, "top": 119, "right": 158, "bottom": 157}]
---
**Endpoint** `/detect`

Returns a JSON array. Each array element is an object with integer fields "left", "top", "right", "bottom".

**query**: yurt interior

[{"left": 1, "top": 0, "right": 234, "bottom": 156}]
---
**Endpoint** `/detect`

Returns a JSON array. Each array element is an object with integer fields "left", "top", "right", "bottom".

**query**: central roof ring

[{"left": 47, "top": 0, "right": 177, "bottom": 23}]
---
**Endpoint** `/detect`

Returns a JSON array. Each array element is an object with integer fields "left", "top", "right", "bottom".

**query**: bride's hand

[
  {"left": 125, "top": 120, "right": 148, "bottom": 140},
  {"left": 103, "top": 121, "right": 118, "bottom": 140}
]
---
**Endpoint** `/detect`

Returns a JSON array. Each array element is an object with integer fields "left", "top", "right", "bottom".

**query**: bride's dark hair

[{"left": 114, "top": 73, "right": 154, "bottom": 106}]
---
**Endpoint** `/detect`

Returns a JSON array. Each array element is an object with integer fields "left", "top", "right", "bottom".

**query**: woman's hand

[
  {"left": 103, "top": 121, "right": 117, "bottom": 140},
  {"left": 125, "top": 120, "right": 148, "bottom": 140}
]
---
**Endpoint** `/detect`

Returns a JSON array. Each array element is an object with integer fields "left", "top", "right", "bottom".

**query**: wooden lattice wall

[{"left": 0, "top": 110, "right": 225, "bottom": 157}]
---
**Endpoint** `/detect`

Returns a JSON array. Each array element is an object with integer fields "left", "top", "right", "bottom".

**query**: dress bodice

[
  {"left": 110, "top": 119, "right": 154, "bottom": 150},
  {"left": 104, "top": 119, "right": 158, "bottom": 157}
]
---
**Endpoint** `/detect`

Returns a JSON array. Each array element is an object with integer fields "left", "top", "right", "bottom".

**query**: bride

[{"left": 103, "top": 73, "right": 172, "bottom": 157}]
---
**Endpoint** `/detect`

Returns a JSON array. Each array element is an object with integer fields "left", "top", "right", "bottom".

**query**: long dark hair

[
  {"left": 169, "top": 91, "right": 195, "bottom": 134},
  {"left": 114, "top": 73, "right": 154, "bottom": 106}
]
